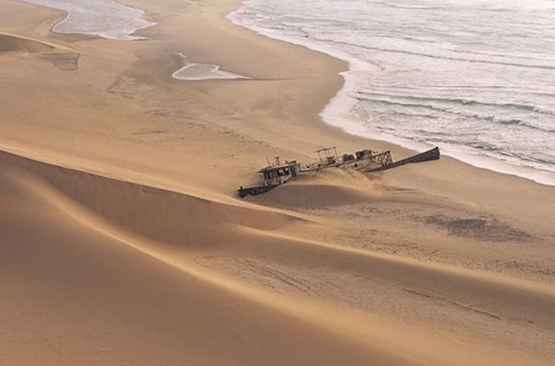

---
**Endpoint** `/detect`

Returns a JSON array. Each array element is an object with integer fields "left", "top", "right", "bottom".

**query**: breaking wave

[{"left": 230, "top": 0, "right": 555, "bottom": 185}]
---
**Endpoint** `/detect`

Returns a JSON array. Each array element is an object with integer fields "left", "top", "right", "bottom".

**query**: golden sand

[{"left": 1, "top": 0, "right": 554, "bottom": 364}]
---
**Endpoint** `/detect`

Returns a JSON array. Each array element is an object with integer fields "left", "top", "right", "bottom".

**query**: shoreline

[
  {"left": 211, "top": 0, "right": 555, "bottom": 233},
  {"left": 21, "top": 0, "right": 554, "bottom": 186},
  {"left": 1, "top": 0, "right": 553, "bottom": 281},
  {"left": 2, "top": 0, "right": 553, "bottom": 221},
  {"left": 227, "top": 1, "right": 555, "bottom": 187}
]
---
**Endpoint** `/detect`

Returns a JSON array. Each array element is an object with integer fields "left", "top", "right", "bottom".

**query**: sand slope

[
  {"left": 0, "top": 153, "right": 374, "bottom": 366},
  {"left": 0, "top": 33, "right": 55, "bottom": 53},
  {"left": 0, "top": 32, "right": 79, "bottom": 70},
  {"left": 2, "top": 150, "right": 554, "bottom": 365},
  {"left": 1, "top": 0, "right": 555, "bottom": 364}
]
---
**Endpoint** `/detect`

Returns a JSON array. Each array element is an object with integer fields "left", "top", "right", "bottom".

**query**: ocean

[{"left": 229, "top": 0, "right": 555, "bottom": 185}]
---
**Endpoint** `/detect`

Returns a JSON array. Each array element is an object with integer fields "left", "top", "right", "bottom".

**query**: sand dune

[
  {"left": 1, "top": 150, "right": 300, "bottom": 248},
  {"left": 2, "top": 149, "right": 554, "bottom": 365},
  {"left": 0, "top": 155, "right": 378, "bottom": 366},
  {"left": 0, "top": 151, "right": 424, "bottom": 366},
  {"left": 0, "top": 33, "right": 55, "bottom": 53},
  {"left": 0, "top": 32, "right": 79, "bottom": 70},
  {"left": 255, "top": 169, "right": 381, "bottom": 208}
]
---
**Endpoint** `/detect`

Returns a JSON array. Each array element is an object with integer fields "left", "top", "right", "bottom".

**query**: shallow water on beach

[
  {"left": 20, "top": 0, "right": 155, "bottom": 40},
  {"left": 230, "top": 0, "right": 555, "bottom": 185},
  {"left": 172, "top": 54, "right": 248, "bottom": 81}
]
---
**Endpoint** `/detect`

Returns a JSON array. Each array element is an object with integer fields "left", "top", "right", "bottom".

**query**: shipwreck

[{"left": 238, "top": 146, "right": 440, "bottom": 198}]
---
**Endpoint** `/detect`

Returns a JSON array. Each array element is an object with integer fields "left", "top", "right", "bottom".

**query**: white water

[
  {"left": 20, "top": 0, "right": 155, "bottom": 40},
  {"left": 173, "top": 54, "right": 248, "bottom": 81},
  {"left": 229, "top": 0, "right": 555, "bottom": 185}
]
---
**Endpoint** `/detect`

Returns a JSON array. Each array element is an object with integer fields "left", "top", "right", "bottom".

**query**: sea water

[
  {"left": 173, "top": 53, "right": 248, "bottom": 81},
  {"left": 229, "top": 0, "right": 555, "bottom": 185},
  {"left": 19, "top": 1, "right": 244, "bottom": 80},
  {"left": 20, "top": 0, "right": 155, "bottom": 40}
]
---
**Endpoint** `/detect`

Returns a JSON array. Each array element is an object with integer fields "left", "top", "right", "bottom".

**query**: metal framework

[
  {"left": 369, "top": 151, "right": 393, "bottom": 167},
  {"left": 238, "top": 147, "right": 440, "bottom": 198},
  {"left": 316, "top": 147, "right": 338, "bottom": 163}
]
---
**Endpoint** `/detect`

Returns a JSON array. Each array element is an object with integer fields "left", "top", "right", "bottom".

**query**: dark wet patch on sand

[
  {"left": 423, "top": 215, "right": 532, "bottom": 242},
  {"left": 38, "top": 52, "right": 80, "bottom": 71}
]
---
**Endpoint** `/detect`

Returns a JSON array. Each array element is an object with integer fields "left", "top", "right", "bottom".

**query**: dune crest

[
  {"left": 0, "top": 32, "right": 57, "bottom": 53},
  {"left": 0, "top": 32, "right": 79, "bottom": 70}
]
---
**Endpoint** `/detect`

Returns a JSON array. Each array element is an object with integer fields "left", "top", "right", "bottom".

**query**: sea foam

[
  {"left": 20, "top": 0, "right": 156, "bottom": 40},
  {"left": 228, "top": 0, "right": 555, "bottom": 186},
  {"left": 172, "top": 54, "right": 248, "bottom": 81}
]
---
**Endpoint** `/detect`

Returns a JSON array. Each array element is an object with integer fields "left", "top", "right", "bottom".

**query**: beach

[
  {"left": 1, "top": 0, "right": 554, "bottom": 365},
  {"left": 230, "top": 0, "right": 555, "bottom": 187}
]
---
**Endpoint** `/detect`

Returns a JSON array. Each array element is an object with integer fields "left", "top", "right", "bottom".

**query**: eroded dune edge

[
  {"left": 2, "top": 149, "right": 554, "bottom": 365},
  {"left": 0, "top": 33, "right": 56, "bottom": 53},
  {"left": 0, "top": 32, "right": 79, "bottom": 70}
]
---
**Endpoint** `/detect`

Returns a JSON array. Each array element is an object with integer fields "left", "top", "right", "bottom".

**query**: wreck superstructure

[
  {"left": 238, "top": 147, "right": 440, "bottom": 198},
  {"left": 238, "top": 158, "right": 301, "bottom": 198}
]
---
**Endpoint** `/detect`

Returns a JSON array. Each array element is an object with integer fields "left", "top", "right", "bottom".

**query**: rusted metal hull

[
  {"left": 238, "top": 184, "right": 280, "bottom": 198},
  {"left": 237, "top": 147, "right": 440, "bottom": 198},
  {"left": 365, "top": 147, "right": 440, "bottom": 173}
]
